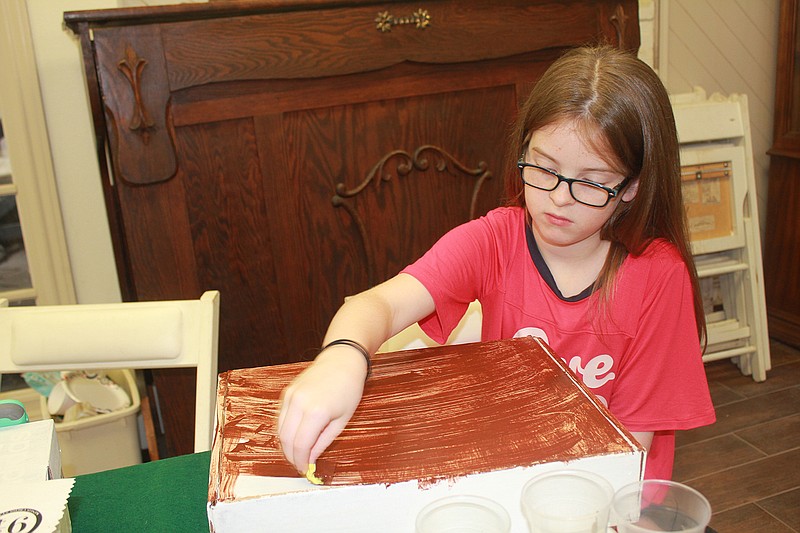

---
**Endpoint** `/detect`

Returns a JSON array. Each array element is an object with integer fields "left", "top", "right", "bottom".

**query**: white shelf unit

[{"left": 671, "top": 88, "right": 770, "bottom": 381}]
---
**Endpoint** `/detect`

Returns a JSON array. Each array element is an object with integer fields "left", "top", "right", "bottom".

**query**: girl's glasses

[{"left": 517, "top": 159, "right": 631, "bottom": 208}]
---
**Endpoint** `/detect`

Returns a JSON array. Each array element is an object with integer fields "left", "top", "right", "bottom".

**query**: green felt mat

[{"left": 68, "top": 451, "right": 211, "bottom": 533}]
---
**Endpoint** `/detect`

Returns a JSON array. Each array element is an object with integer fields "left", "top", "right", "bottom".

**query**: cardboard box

[{"left": 208, "top": 337, "right": 645, "bottom": 532}]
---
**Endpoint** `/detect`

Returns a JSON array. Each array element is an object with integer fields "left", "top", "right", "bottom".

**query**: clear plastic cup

[
  {"left": 612, "top": 479, "right": 711, "bottom": 532},
  {"left": 520, "top": 469, "right": 614, "bottom": 533},
  {"left": 415, "top": 494, "right": 511, "bottom": 533}
]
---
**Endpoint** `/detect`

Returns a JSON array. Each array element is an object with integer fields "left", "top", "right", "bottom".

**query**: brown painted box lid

[{"left": 209, "top": 336, "right": 642, "bottom": 501}]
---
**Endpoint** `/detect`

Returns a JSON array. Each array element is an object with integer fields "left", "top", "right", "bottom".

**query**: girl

[{"left": 278, "top": 45, "right": 716, "bottom": 481}]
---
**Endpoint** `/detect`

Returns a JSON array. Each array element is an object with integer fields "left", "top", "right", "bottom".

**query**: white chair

[
  {"left": 0, "top": 290, "right": 220, "bottom": 453},
  {"left": 671, "top": 88, "right": 770, "bottom": 381}
]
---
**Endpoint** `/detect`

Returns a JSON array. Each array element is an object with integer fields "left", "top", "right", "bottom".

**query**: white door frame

[{"left": 0, "top": 0, "right": 76, "bottom": 305}]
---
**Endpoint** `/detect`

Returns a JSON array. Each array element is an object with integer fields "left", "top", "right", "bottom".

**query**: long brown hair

[{"left": 507, "top": 45, "right": 706, "bottom": 345}]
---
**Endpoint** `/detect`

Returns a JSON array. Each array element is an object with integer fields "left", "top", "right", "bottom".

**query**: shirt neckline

[{"left": 524, "top": 222, "right": 595, "bottom": 302}]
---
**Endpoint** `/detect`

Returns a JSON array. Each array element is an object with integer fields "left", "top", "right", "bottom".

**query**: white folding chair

[
  {"left": 672, "top": 88, "right": 770, "bottom": 381},
  {"left": 0, "top": 290, "right": 220, "bottom": 453}
]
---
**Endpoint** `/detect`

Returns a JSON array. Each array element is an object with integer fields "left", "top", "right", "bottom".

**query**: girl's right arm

[{"left": 277, "top": 273, "right": 435, "bottom": 473}]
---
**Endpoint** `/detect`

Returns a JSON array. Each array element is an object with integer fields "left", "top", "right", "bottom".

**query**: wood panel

[
  {"left": 712, "top": 504, "right": 796, "bottom": 532},
  {"left": 65, "top": 0, "right": 640, "bottom": 455},
  {"left": 674, "top": 343, "right": 800, "bottom": 531},
  {"left": 757, "top": 489, "right": 800, "bottom": 530},
  {"left": 672, "top": 434, "right": 765, "bottom": 481},
  {"left": 159, "top": 2, "right": 603, "bottom": 89},
  {"left": 765, "top": 0, "right": 800, "bottom": 347}
]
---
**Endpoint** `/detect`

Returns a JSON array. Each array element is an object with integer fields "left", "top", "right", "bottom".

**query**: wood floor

[{"left": 674, "top": 339, "right": 800, "bottom": 532}]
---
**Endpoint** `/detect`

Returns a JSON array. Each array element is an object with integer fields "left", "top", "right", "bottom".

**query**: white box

[
  {"left": 208, "top": 337, "right": 645, "bottom": 532},
  {"left": 0, "top": 418, "right": 62, "bottom": 483},
  {"left": 0, "top": 419, "right": 72, "bottom": 532}
]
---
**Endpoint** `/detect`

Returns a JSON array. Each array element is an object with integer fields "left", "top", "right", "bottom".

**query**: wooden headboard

[{"left": 66, "top": 0, "right": 639, "bottom": 455}]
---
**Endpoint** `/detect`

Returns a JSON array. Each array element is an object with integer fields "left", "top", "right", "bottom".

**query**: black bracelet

[{"left": 320, "top": 339, "right": 372, "bottom": 378}]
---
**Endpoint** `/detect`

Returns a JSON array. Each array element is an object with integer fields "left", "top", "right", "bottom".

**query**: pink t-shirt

[{"left": 402, "top": 206, "right": 716, "bottom": 480}]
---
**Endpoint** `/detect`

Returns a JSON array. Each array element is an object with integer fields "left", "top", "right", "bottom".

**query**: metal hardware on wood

[{"left": 375, "top": 9, "right": 431, "bottom": 32}]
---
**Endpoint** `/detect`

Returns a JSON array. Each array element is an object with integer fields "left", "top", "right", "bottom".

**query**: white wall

[
  {"left": 26, "top": 0, "right": 121, "bottom": 303},
  {"left": 665, "top": 0, "right": 780, "bottom": 239},
  {"left": 638, "top": 0, "right": 659, "bottom": 68},
  {"left": 24, "top": 0, "right": 210, "bottom": 303}
]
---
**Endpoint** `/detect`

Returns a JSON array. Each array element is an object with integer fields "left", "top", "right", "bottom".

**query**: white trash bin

[{"left": 40, "top": 369, "right": 142, "bottom": 477}]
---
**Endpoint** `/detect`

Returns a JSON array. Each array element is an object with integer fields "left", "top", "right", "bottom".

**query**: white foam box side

[
  {"left": 0, "top": 418, "right": 62, "bottom": 484},
  {"left": 207, "top": 451, "right": 643, "bottom": 532}
]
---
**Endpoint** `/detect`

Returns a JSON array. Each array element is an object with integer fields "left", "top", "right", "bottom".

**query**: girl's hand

[
  {"left": 277, "top": 273, "right": 436, "bottom": 473},
  {"left": 277, "top": 345, "right": 368, "bottom": 473}
]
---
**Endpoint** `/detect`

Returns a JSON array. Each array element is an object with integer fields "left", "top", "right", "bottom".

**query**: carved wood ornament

[
  {"left": 117, "top": 45, "right": 156, "bottom": 144},
  {"left": 332, "top": 145, "right": 491, "bottom": 286}
]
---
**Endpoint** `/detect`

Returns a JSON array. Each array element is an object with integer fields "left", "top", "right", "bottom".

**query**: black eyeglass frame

[{"left": 517, "top": 158, "right": 632, "bottom": 208}]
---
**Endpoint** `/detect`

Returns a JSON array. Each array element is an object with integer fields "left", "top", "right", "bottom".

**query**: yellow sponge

[{"left": 305, "top": 463, "right": 323, "bottom": 485}]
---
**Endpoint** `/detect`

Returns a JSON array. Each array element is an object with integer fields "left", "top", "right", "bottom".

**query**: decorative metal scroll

[
  {"left": 374, "top": 9, "right": 431, "bottom": 32},
  {"left": 609, "top": 4, "right": 630, "bottom": 49},
  {"left": 332, "top": 145, "right": 492, "bottom": 286},
  {"left": 117, "top": 45, "right": 155, "bottom": 144}
]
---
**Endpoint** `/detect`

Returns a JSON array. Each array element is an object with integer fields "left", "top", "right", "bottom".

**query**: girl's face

[{"left": 523, "top": 118, "right": 634, "bottom": 251}]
